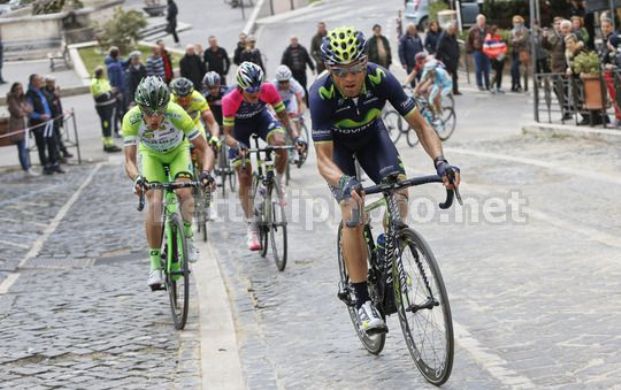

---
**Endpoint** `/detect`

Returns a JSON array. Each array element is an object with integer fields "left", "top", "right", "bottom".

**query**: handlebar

[
  {"left": 136, "top": 181, "right": 201, "bottom": 212},
  {"left": 345, "top": 174, "right": 462, "bottom": 227},
  {"left": 240, "top": 144, "right": 297, "bottom": 169}
]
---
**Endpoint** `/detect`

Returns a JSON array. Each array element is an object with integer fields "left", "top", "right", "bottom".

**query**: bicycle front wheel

[
  {"left": 269, "top": 180, "right": 288, "bottom": 271},
  {"left": 336, "top": 223, "right": 386, "bottom": 355},
  {"left": 383, "top": 109, "right": 402, "bottom": 145},
  {"left": 167, "top": 213, "right": 191, "bottom": 330},
  {"left": 394, "top": 228, "right": 453, "bottom": 385}
]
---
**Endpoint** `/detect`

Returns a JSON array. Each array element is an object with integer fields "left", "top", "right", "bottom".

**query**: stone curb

[{"left": 522, "top": 122, "right": 621, "bottom": 143}]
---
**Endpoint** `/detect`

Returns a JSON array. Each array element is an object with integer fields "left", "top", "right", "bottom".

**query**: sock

[
  {"left": 184, "top": 221, "right": 193, "bottom": 238},
  {"left": 352, "top": 281, "right": 370, "bottom": 309},
  {"left": 149, "top": 248, "right": 161, "bottom": 271}
]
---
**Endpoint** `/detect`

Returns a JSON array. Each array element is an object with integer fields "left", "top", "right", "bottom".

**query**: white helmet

[
  {"left": 423, "top": 59, "right": 438, "bottom": 72},
  {"left": 275, "top": 65, "right": 293, "bottom": 82}
]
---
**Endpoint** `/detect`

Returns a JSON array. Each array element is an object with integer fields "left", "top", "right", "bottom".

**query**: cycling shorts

[
  {"left": 429, "top": 85, "right": 452, "bottom": 106},
  {"left": 228, "top": 110, "right": 286, "bottom": 166},
  {"left": 284, "top": 98, "right": 298, "bottom": 115},
  {"left": 329, "top": 120, "right": 405, "bottom": 199},
  {"left": 140, "top": 143, "right": 193, "bottom": 184}
]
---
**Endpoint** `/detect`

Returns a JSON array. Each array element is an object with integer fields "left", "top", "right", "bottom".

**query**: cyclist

[
  {"left": 202, "top": 71, "right": 228, "bottom": 127},
  {"left": 170, "top": 77, "right": 221, "bottom": 150},
  {"left": 272, "top": 65, "right": 306, "bottom": 121},
  {"left": 309, "top": 26, "right": 460, "bottom": 332},
  {"left": 413, "top": 58, "right": 453, "bottom": 128},
  {"left": 122, "top": 76, "right": 215, "bottom": 290},
  {"left": 404, "top": 52, "right": 428, "bottom": 87},
  {"left": 222, "top": 61, "right": 307, "bottom": 251}
]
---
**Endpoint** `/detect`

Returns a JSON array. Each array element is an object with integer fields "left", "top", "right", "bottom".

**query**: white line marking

[
  {"left": 0, "top": 273, "right": 20, "bottom": 294},
  {"left": 195, "top": 240, "right": 245, "bottom": 390},
  {"left": 0, "top": 240, "right": 30, "bottom": 249},
  {"left": 444, "top": 147, "right": 621, "bottom": 186},
  {"left": 453, "top": 322, "right": 537, "bottom": 389},
  {"left": 17, "top": 163, "right": 104, "bottom": 269}
]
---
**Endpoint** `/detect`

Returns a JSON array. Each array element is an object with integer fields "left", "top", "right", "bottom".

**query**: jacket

[
  {"left": 204, "top": 46, "right": 231, "bottom": 77},
  {"left": 436, "top": 31, "right": 460, "bottom": 71},
  {"left": 90, "top": 78, "right": 116, "bottom": 106},
  {"left": 310, "top": 32, "right": 326, "bottom": 71},
  {"left": 161, "top": 49, "right": 173, "bottom": 83},
  {"left": 240, "top": 48, "right": 265, "bottom": 71},
  {"left": 467, "top": 25, "right": 489, "bottom": 53},
  {"left": 511, "top": 26, "right": 530, "bottom": 54},
  {"left": 483, "top": 33, "right": 508, "bottom": 60},
  {"left": 43, "top": 86, "right": 64, "bottom": 128},
  {"left": 166, "top": 1, "right": 177, "bottom": 22},
  {"left": 25, "top": 86, "right": 51, "bottom": 130},
  {"left": 281, "top": 45, "right": 314, "bottom": 73},
  {"left": 105, "top": 55, "right": 128, "bottom": 90},
  {"left": 233, "top": 42, "right": 245, "bottom": 65},
  {"left": 424, "top": 30, "right": 442, "bottom": 54},
  {"left": 367, "top": 35, "right": 392, "bottom": 68},
  {"left": 6, "top": 92, "right": 28, "bottom": 143},
  {"left": 180, "top": 54, "right": 207, "bottom": 90},
  {"left": 126, "top": 64, "right": 147, "bottom": 102},
  {"left": 398, "top": 33, "right": 424, "bottom": 68},
  {"left": 146, "top": 55, "right": 165, "bottom": 79},
  {"left": 542, "top": 31, "right": 566, "bottom": 73}
]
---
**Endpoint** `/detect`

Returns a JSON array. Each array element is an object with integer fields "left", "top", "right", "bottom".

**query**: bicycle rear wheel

[
  {"left": 269, "top": 180, "right": 287, "bottom": 271},
  {"left": 167, "top": 214, "right": 190, "bottom": 330},
  {"left": 336, "top": 223, "right": 386, "bottom": 355},
  {"left": 383, "top": 109, "right": 402, "bottom": 145},
  {"left": 394, "top": 228, "right": 453, "bottom": 385},
  {"left": 438, "top": 106, "right": 456, "bottom": 141},
  {"left": 406, "top": 128, "right": 420, "bottom": 147}
]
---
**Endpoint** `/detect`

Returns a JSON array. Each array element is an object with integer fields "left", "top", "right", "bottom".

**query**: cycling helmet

[
  {"left": 321, "top": 26, "right": 367, "bottom": 66},
  {"left": 275, "top": 65, "right": 293, "bottom": 81},
  {"left": 202, "top": 71, "right": 221, "bottom": 87},
  {"left": 236, "top": 61, "right": 264, "bottom": 91},
  {"left": 170, "top": 77, "right": 194, "bottom": 97},
  {"left": 134, "top": 76, "right": 170, "bottom": 112},
  {"left": 415, "top": 52, "right": 428, "bottom": 63},
  {"left": 423, "top": 59, "right": 439, "bottom": 72}
]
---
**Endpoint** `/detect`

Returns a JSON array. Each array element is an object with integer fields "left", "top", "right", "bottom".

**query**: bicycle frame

[{"left": 162, "top": 187, "right": 182, "bottom": 274}]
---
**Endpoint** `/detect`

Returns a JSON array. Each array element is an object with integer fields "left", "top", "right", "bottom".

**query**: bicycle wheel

[
  {"left": 269, "top": 180, "right": 287, "bottom": 271},
  {"left": 300, "top": 121, "right": 310, "bottom": 146},
  {"left": 437, "top": 107, "right": 456, "bottom": 141},
  {"left": 336, "top": 223, "right": 386, "bottom": 355},
  {"left": 394, "top": 228, "right": 453, "bottom": 385},
  {"left": 194, "top": 187, "right": 208, "bottom": 243},
  {"left": 167, "top": 214, "right": 190, "bottom": 330},
  {"left": 201, "top": 191, "right": 211, "bottom": 242},
  {"left": 219, "top": 150, "right": 228, "bottom": 198},
  {"left": 252, "top": 175, "right": 269, "bottom": 258},
  {"left": 383, "top": 109, "right": 402, "bottom": 145},
  {"left": 406, "top": 127, "right": 420, "bottom": 147}
]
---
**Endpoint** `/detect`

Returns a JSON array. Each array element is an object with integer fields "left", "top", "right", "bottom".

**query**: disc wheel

[
  {"left": 166, "top": 214, "right": 190, "bottom": 330},
  {"left": 395, "top": 228, "right": 453, "bottom": 385},
  {"left": 336, "top": 223, "right": 386, "bottom": 355}
]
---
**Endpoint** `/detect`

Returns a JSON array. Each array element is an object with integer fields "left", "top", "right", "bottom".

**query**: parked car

[{"left": 404, "top": 0, "right": 479, "bottom": 31}]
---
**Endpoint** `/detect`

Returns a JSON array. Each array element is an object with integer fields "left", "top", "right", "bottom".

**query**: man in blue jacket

[
  {"left": 105, "top": 46, "right": 128, "bottom": 137},
  {"left": 398, "top": 23, "right": 424, "bottom": 87}
]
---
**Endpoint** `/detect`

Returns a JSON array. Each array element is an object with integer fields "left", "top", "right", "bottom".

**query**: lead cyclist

[
  {"left": 122, "top": 76, "right": 215, "bottom": 290},
  {"left": 309, "top": 26, "right": 461, "bottom": 332}
]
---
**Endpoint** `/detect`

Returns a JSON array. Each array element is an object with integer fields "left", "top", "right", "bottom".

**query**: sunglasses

[
  {"left": 243, "top": 85, "right": 261, "bottom": 93},
  {"left": 140, "top": 106, "right": 166, "bottom": 116},
  {"left": 330, "top": 62, "right": 367, "bottom": 78}
]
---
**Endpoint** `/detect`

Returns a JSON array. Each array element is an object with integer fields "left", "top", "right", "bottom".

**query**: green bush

[
  {"left": 572, "top": 51, "right": 600, "bottom": 75},
  {"left": 429, "top": 0, "right": 449, "bottom": 22},
  {"left": 32, "top": 0, "right": 82, "bottom": 15},
  {"left": 94, "top": 6, "right": 147, "bottom": 53}
]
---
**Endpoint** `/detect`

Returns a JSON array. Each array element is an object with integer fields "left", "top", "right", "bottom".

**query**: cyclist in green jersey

[{"left": 122, "top": 76, "right": 215, "bottom": 289}]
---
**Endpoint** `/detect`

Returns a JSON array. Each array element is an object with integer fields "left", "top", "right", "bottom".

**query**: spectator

[
  {"left": 146, "top": 45, "right": 165, "bottom": 79},
  {"left": 396, "top": 10, "right": 403, "bottom": 40},
  {"left": 571, "top": 16, "right": 589, "bottom": 44},
  {"left": 310, "top": 22, "right": 327, "bottom": 74},
  {"left": 367, "top": 24, "right": 392, "bottom": 69},
  {"left": 510, "top": 15, "right": 530, "bottom": 92},
  {"left": 542, "top": 18, "right": 573, "bottom": 120},
  {"left": 398, "top": 23, "right": 424, "bottom": 86},
  {"left": 281, "top": 35, "right": 314, "bottom": 102},
  {"left": 0, "top": 30, "right": 6, "bottom": 84},
  {"left": 467, "top": 14, "right": 491, "bottom": 91},
  {"left": 531, "top": 24, "right": 550, "bottom": 74},
  {"left": 43, "top": 76, "right": 72, "bottom": 162},
  {"left": 180, "top": 44, "right": 206, "bottom": 90},
  {"left": 483, "top": 25, "right": 508, "bottom": 94},
  {"left": 203, "top": 35, "right": 231, "bottom": 85},
  {"left": 26, "top": 74, "right": 62, "bottom": 175},
  {"left": 436, "top": 21, "right": 461, "bottom": 95},
  {"left": 233, "top": 32, "right": 247, "bottom": 66},
  {"left": 90, "top": 66, "right": 121, "bottom": 153},
  {"left": 126, "top": 51, "right": 147, "bottom": 104},
  {"left": 105, "top": 46, "right": 128, "bottom": 127},
  {"left": 7, "top": 82, "right": 35, "bottom": 176},
  {"left": 240, "top": 35, "right": 265, "bottom": 71},
  {"left": 166, "top": 0, "right": 179, "bottom": 44},
  {"left": 598, "top": 13, "right": 621, "bottom": 125},
  {"left": 157, "top": 39, "right": 174, "bottom": 84},
  {"left": 424, "top": 21, "right": 442, "bottom": 55}
]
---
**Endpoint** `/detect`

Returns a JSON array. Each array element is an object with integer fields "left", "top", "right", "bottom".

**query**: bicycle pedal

[{"left": 150, "top": 283, "right": 166, "bottom": 292}]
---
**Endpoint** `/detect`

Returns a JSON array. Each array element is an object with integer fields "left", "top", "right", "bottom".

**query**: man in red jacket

[{"left": 157, "top": 39, "right": 174, "bottom": 84}]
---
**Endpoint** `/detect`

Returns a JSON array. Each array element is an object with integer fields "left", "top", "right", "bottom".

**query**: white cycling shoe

[
  {"left": 246, "top": 224, "right": 261, "bottom": 251},
  {"left": 357, "top": 300, "right": 387, "bottom": 333},
  {"left": 187, "top": 237, "right": 199, "bottom": 263},
  {"left": 148, "top": 269, "right": 164, "bottom": 291}
]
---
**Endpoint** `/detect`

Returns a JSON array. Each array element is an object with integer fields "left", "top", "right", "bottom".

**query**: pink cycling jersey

[{"left": 222, "top": 83, "right": 285, "bottom": 127}]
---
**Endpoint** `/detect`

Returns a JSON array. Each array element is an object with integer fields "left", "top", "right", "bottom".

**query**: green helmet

[
  {"left": 321, "top": 26, "right": 367, "bottom": 66},
  {"left": 135, "top": 76, "right": 170, "bottom": 112}
]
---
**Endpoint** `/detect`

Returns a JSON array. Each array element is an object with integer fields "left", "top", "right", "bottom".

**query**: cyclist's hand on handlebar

[
  {"left": 294, "top": 137, "right": 308, "bottom": 154},
  {"left": 199, "top": 170, "right": 216, "bottom": 191},
  {"left": 133, "top": 175, "right": 147, "bottom": 196},
  {"left": 435, "top": 158, "right": 461, "bottom": 190}
]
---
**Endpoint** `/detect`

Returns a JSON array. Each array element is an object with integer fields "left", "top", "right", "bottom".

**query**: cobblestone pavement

[{"left": 0, "top": 163, "right": 201, "bottom": 389}]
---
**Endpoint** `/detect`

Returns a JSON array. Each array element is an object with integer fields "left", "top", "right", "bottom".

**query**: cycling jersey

[
  {"left": 271, "top": 78, "right": 305, "bottom": 114},
  {"left": 222, "top": 83, "right": 286, "bottom": 128},
  {"left": 171, "top": 90, "right": 210, "bottom": 136},
  {"left": 122, "top": 102, "right": 200, "bottom": 153},
  {"left": 421, "top": 65, "right": 453, "bottom": 92},
  {"left": 203, "top": 85, "right": 229, "bottom": 126}
]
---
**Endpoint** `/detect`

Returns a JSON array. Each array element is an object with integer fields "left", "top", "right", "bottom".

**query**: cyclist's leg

[
  {"left": 258, "top": 111, "right": 288, "bottom": 176},
  {"left": 169, "top": 143, "right": 195, "bottom": 229},
  {"left": 230, "top": 122, "right": 254, "bottom": 220},
  {"left": 141, "top": 147, "right": 167, "bottom": 271},
  {"left": 285, "top": 99, "right": 299, "bottom": 138},
  {"left": 429, "top": 85, "right": 441, "bottom": 117}
]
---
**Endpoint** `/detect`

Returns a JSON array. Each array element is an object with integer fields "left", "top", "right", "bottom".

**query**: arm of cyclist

[
  {"left": 315, "top": 141, "right": 363, "bottom": 206},
  {"left": 123, "top": 144, "right": 145, "bottom": 195},
  {"left": 191, "top": 134, "right": 216, "bottom": 188},
  {"left": 404, "top": 68, "right": 417, "bottom": 86},
  {"left": 201, "top": 109, "right": 220, "bottom": 139}
]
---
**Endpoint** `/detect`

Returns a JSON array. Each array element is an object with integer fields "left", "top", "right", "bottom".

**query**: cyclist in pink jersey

[{"left": 222, "top": 62, "right": 307, "bottom": 250}]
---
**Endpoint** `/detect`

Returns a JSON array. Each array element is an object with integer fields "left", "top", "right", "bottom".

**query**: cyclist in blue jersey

[
  {"left": 309, "top": 26, "right": 461, "bottom": 333},
  {"left": 414, "top": 58, "right": 453, "bottom": 127}
]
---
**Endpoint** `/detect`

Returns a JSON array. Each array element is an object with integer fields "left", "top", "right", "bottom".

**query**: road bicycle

[
  {"left": 337, "top": 171, "right": 460, "bottom": 385},
  {"left": 243, "top": 135, "right": 295, "bottom": 271},
  {"left": 215, "top": 142, "right": 237, "bottom": 197},
  {"left": 137, "top": 167, "right": 201, "bottom": 330},
  {"left": 192, "top": 164, "right": 212, "bottom": 243},
  {"left": 284, "top": 114, "right": 308, "bottom": 185}
]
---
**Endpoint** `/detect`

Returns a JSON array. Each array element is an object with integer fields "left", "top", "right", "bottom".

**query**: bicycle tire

[
  {"left": 201, "top": 191, "right": 211, "bottom": 242},
  {"left": 437, "top": 107, "right": 456, "bottom": 141},
  {"left": 252, "top": 175, "right": 269, "bottom": 258},
  {"left": 167, "top": 213, "right": 190, "bottom": 330},
  {"left": 336, "top": 223, "right": 386, "bottom": 355},
  {"left": 382, "top": 109, "right": 402, "bottom": 145},
  {"left": 394, "top": 227, "right": 453, "bottom": 385},
  {"left": 406, "top": 128, "right": 420, "bottom": 147},
  {"left": 300, "top": 121, "right": 310, "bottom": 147},
  {"left": 285, "top": 160, "right": 291, "bottom": 186},
  {"left": 269, "top": 180, "right": 287, "bottom": 271}
]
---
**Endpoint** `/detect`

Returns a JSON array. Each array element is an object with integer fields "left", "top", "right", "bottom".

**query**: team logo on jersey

[
  {"left": 368, "top": 67, "right": 385, "bottom": 86},
  {"left": 319, "top": 85, "right": 335, "bottom": 100}
]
